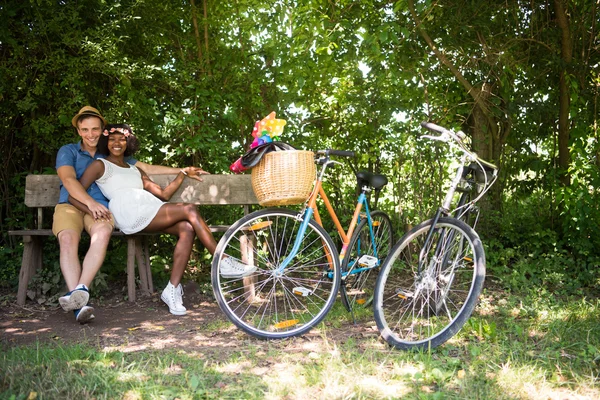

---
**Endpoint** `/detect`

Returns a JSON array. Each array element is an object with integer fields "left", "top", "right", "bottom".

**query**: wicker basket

[{"left": 251, "top": 150, "right": 316, "bottom": 206}]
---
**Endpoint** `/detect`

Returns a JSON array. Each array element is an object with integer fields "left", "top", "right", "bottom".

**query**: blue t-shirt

[{"left": 56, "top": 141, "right": 136, "bottom": 207}]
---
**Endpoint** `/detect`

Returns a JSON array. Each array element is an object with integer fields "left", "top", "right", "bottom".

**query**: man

[{"left": 53, "top": 106, "right": 206, "bottom": 323}]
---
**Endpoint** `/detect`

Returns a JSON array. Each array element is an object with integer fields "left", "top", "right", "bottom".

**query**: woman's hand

[
  {"left": 87, "top": 201, "right": 112, "bottom": 221},
  {"left": 182, "top": 167, "right": 210, "bottom": 182}
]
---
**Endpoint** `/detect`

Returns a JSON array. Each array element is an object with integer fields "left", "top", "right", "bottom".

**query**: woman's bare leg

[
  {"left": 143, "top": 203, "right": 217, "bottom": 254},
  {"left": 160, "top": 221, "right": 195, "bottom": 287}
]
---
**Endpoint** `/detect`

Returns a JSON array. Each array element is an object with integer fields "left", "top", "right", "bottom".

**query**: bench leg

[
  {"left": 127, "top": 237, "right": 136, "bottom": 302},
  {"left": 240, "top": 234, "right": 257, "bottom": 302},
  {"left": 17, "top": 236, "right": 42, "bottom": 306},
  {"left": 135, "top": 237, "right": 153, "bottom": 296},
  {"left": 135, "top": 237, "right": 148, "bottom": 294},
  {"left": 142, "top": 238, "right": 153, "bottom": 293},
  {"left": 127, "top": 236, "right": 155, "bottom": 302}
]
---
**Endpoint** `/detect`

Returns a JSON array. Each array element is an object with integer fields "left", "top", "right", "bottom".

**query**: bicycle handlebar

[
  {"left": 420, "top": 121, "right": 446, "bottom": 134},
  {"left": 421, "top": 121, "right": 467, "bottom": 143},
  {"left": 474, "top": 158, "right": 499, "bottom": 173},
  {"left": 316, "top": 149, "right": 355, "bottom": 158},
  {"left": 420, "top": 121, "right": 498, "bottom": 171}
]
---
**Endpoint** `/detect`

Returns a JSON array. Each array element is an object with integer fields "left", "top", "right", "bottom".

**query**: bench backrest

[
  {"left": 25, "top": 174, "right": 258, "bottom": 228},
  {"left": 25, "top": 174, "right": 258, "bottom": 207}
]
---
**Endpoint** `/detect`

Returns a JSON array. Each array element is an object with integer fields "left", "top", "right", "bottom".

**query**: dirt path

[{"left": 0, "top": 282, "right": 380, "bottom": 354}]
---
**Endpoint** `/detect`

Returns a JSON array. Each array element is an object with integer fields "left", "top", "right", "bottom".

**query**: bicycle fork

[
  {"left": 275, "top": 207, "right": 315, "bottom": 275},
  {"left": 411, "top": 217, "right": 471, "bottom": 319},
  {"left": 271, "top": 207, "right": 330, "bottom": 298}
]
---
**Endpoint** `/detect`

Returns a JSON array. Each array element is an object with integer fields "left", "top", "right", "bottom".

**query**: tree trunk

[
  {"left": 470, "top": 86, "right": 503, "bottom": 236},
  {"left": 408, "top": 0, "right": 507, "bottom": 227},
  {"left": 203, "top": 0, "right": 211, "bottom": 76},
  {"left": 471, "top": 86, "right": 492, "bottom": 162},
  {"left": 190, "top": 0, "right": 205, "bottom": 73},
  {"left": 554, "top": 0, "right": 572, "bottom": 186}
]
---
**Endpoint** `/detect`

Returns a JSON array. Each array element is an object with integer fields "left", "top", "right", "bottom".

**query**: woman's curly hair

[{"left": 97, "top": 123, "right": 140, "bottom": 157}]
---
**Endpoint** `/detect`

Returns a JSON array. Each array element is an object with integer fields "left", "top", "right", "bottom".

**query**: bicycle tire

[
  {"left": 373, "top": 217, "right": 485, "bottom": 350},
  {"left": 211, "top": 208, "right": 341, "bottom": 339},
  {"left": 341, "top": 210, "right": 393, "bottom": 313}
]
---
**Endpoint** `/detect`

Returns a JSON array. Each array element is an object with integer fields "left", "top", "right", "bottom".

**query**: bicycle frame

[
  {"left": 275, "top": 156, "right": 380, "bottom": 277},
  {"left": 417, "top": 133, "right": 498, "bottom": 277},
  {"left": 418, "top": 155, "right": 471, "bottom": 261}
]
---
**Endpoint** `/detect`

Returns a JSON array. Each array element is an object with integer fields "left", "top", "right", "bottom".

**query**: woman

[{"left": 71, "top": 124, "right": 255, "bottom": 315}]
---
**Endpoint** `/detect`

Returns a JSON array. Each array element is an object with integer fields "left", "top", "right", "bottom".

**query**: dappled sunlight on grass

[
  {"left": 389, "top": 360, "right": 421, "bottom": 378},
  {"left": 121, "top": 390, "right": 143, "bottom": 400},
  {"left": 215, "top": 360, "right": 252, "bottom": 374},
  {"left": 202, "top": 333, "right": 421, "bottom": 398},
  {"left": 476, "top": 292, "right": 501, "bottom": 316},
  {"left": 263, "top": 363, "right": 309, "bottom": 395},
  {"left": 494, "top": 361, "right": 599, "bottom": 400},
  {"left": 356, "top": 376, "right": 413, "bottom": 398},
  {"left": 116, "top": 371, "right": 150, "bottom": 383},
  {"left": 1, "top": 290, "right": 599, "bottom": 398}
]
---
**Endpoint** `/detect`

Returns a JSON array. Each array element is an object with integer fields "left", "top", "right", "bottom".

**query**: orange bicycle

[{"left": 211, "top": 149, "right": 393, "bottom": 339}]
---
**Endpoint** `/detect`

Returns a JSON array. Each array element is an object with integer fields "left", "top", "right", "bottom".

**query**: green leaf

[{"left": 190, "top": 375, "right": 200, "bottom": 391}]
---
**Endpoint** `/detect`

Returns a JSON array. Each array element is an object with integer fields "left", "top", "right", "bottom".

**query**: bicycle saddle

[{"left": 356, "top": 170, "right": 388, "bottom": 190}]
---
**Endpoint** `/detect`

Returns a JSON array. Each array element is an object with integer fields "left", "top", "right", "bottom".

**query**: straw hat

[{"left": 71, "top": 106, "right": 106, "bottom": 127}]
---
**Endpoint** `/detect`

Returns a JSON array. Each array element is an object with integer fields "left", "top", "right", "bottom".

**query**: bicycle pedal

[
  {"left": 357, "top": 255, "right": 378, "bottom": 268},
  {"left": 395, "top": 288, "right": 414, "bottom": 299},
  {"left": 293, "top": 287, "right": 312, "bottom": 297},
  {"left": 356, "top": 295, "right": 374, "bottom": 306}
]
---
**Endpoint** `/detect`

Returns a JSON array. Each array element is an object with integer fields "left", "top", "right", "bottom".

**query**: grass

[{"left": 1, "top": 288, "right": 599, "bottom": 399}]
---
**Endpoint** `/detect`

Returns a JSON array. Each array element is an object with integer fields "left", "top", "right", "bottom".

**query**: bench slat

[
  {"left": 8, "top": 229, "right": 54, "bottom": 236},
  {"left": 8, "top": 225, "right": 232, "bottom": 237}
]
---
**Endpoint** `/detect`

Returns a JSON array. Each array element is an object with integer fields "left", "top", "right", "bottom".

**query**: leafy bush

[
  {"left": 486, "top": 191, "right": 600, "bottom": 295},
  {"left": 0, "top": 245, "right": 22, "bottom": 289}
]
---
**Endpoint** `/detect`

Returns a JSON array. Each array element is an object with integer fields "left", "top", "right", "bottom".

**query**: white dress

[{"left": 95, "top": 159, "right": 165, "bottom": 234}]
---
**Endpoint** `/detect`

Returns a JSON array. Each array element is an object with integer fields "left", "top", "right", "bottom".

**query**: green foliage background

[{"left": 0, "top": 0, "right": 598, "bottom": 295}]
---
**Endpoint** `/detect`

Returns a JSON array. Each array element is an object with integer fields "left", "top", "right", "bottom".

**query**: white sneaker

[
  {"left": 220, "top": 257, "right": 257, "bottom": 278},
  {"left": 74, "top": 305, "right": 95, "bottom": 324},
  {"left": 161, "top": 282, "right": 187, "bottom": 315},
  {"left": 59, "top": 285, "right": 90, "bottom": 311}
]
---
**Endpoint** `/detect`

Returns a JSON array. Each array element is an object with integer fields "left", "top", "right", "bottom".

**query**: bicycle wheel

[
  {"left": 341, "top": 210, "right": 393, "bottom": 313},
  {"left": 373, "top": 217, "right": 485, "bottom": 350},
  {"left": 211, "top": 208, "right": 341, "bottom": 339}
]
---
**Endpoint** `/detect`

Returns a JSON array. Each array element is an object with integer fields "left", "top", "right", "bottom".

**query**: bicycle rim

[
  {"left": 212, "top": 208, "right": 341, "bottom": 339},
  {"left": 374, "top": 217, "right": 485, "bottom": 350}
]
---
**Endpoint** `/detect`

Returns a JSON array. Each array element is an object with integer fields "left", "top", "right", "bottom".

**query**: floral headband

[{"left": 103, "top": 127, "right": 131, "bottom": 137}]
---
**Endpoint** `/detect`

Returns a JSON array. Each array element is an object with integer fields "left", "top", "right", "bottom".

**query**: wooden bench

[{"left": 8, "top": 174, "right": 258, "bottom": 305}]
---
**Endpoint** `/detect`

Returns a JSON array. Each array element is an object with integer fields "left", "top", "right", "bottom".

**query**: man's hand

[{"left": 68, "top": 195, "right": 112, "bottom": 221}]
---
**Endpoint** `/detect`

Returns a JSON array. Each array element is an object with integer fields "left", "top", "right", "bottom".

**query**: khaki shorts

[{"left": 52, "top": 203, "right": 115, "bottom": 236}]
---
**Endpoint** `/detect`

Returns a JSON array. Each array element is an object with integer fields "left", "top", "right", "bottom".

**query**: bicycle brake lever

[{"left": 326, "top": 160, "right": 344, "bottom": 167}]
